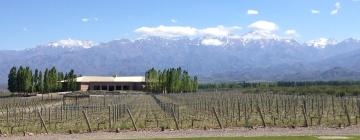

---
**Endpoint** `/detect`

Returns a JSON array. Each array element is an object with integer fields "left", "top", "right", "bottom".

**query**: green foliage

[
  {"left": 7, "top": 66, "right": 17, "bottom": 92},
  {"left": 199, "top": 81, "right": 360, "bottom": 95},
  {"left": 7, "top": 65, "right": 78, "bottom": 93},
  {"left": 65, "top": 69, "right": 78, "bottom": 91},
  {"left": 145, "top": 67, "right": 198, "bottom": 93}
]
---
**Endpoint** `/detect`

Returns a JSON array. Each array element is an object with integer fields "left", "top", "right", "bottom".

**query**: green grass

[{"left": 147, "top": 136, "right": 360, "bottom": 140}]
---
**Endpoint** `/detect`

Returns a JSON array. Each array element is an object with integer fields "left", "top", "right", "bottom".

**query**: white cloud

[
  {"left": 135, "top": 25, "right": 241, "bottom": 38},
  {"left": 135, "top": 25, "right": 198, "bottom": 38},
  {"left": 247, "top": 9, "right": 259, "bottom": 15},
  {"left": 201, "top": 38, "right": 224, "bottom": 46},
  {"left": 81, "top": 18, "right": 89, "bottom": 22},
  {"left": 170, "top": 19, "right": 177, "bottom": 23},
  {"left": 284, "top": 29, "right": 299, "bottom": 38},
  {"left": 135, "top": 20, "right": 301, "bottom": 41},
  {"left": 199, "top": 25, "right": 241, "bottom": 37},
  {"left": 285, "top": 29, "right": 297, "bottom": 35},
  {"left": 331, "top": 2, "right": 341, "bottom": 15},
  {"left": 311, "top": 9, "right": 320, "bottom": 14},
  {"left": 81, "top": 17, "right": 99, "bottom": 22},
  {"left": 248, "top": 20, "right": 279, "bottom": 32}
]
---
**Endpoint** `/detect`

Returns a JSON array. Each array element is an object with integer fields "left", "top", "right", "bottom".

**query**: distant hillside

[{"left": 1, "top": 37, "right": 360, "bottom": 84}]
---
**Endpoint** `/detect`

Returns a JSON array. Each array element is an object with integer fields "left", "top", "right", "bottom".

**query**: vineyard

[{"left": 0, "top": 90, "right": 360, "bottom": 135}]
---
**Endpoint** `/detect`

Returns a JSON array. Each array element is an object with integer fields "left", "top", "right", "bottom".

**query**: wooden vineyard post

[
  {"left": 48, "top": 108, "right": 51, "bottom": 126},
  {"left": 301, "top": 104, "right": 308, "bottom": 127},
  {"left": 172, "top": 109, "right": 179, "bottom": 130},
  {"left": 237, "top": 100, "right": 241, "bottom": 122},
  {"left": 332, "top": 96, "right": 336, "bottom": 120},
  {"left": 6, "top": 106, "right": 9, "bottom": 124},
  {"left": 37, "top": 111, "right": 49, "bottom": 134},
  {"left": 212, "top": 107, "right": 223, "bottom": 129},
  {"left": 344, "top": 104, "right": 351, "bottom": 126},
  {"left": 60, "top": 106, "right": 63, "bottom": 121},
  {"left": 108, "top": 105, "right": 112, "bottom": 128},
  {"left": 82, "top": 110, "right": 92, "bottom": 132},
  {"left": 126, "top": 108, "right": 138, "bottom": 131},
  {"left": 256, "top": 104, "right": 266, "bottom": 128}
]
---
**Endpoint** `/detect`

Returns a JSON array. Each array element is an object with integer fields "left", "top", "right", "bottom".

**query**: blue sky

[{"left": 1, "top": 0, "right": 360, "bottom": 50}]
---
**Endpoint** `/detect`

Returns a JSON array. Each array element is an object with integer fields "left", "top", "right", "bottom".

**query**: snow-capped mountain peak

[
  {"left": 241, "top": 30, "right": 280, "bottom": 41},
  {"left": 306, "top": 38, "right": 338, "bottom": 49},
  {"left": 46, "top": 38, "right": 96, "bottom": 49}
]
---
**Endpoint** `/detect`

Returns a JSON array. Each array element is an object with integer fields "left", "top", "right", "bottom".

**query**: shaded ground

[{"left": 1, "top": 126, "right": 360, "bottom": 140}]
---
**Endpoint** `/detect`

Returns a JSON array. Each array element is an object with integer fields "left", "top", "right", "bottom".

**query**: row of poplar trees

[
  {"left": 8, "top": 66, "right": 78, "bottom": 93},
  {"left": 145, "top": 67, "right": 198, "bottom": 93}
]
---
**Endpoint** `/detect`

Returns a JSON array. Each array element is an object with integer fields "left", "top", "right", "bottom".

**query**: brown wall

[{"left": 80, "top": 83, "right": 89, "bottom": 91}]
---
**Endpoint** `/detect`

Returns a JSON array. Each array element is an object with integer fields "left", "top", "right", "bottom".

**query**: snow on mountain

[
  {"left": 44, "top": 38, "right": 96, "bottom": 49},
  {"left": 201, "top": 38, "right": 224, "bottom": 46},
  {"left": 306, "top": 38, "right": 338, "bottom": 49},
  {"left": 1, "top": 37, "right": 360, "bottom": 83},
  {"left": 241, "top": 30, "right": 280, "bottom": 41}
]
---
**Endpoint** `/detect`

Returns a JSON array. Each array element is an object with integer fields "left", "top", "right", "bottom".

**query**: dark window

[
  {"left": 123, "top": 85, "right": 130, "bottom": 90},
  {"left": 116, "top": 86, "right": 122, "bottom": 90},
  {"left": 109, "top": 86, "right": 114, "bottom": 91},
  {"left": 101, "top": 85, "right": 108, "bottom": 90},
  {"left": 94, "top": 85, "right": 100, "bottom": 90}
]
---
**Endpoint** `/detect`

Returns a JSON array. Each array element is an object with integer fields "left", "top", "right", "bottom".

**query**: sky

[{"left": 0, "top": 0, "right": 360, "bottom": 50}]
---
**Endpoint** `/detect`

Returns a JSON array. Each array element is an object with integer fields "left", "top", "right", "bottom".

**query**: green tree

[
  {"left": 57, "top": 72, "right": 64, "bottom": 91},
  {"left": 16, "top": 66, "right": 25, "bottom": 92},
  {"left": 8, "top": 66, "right": 17, "bottom": 92},
  {"left": 24, "top": 67, "right": 33, "bottom": 93},
  {"left": 36, "top": 71, "right": 44, "bottom": 93},
  {"left": 43, "top": 68, "right": 49, "bottom": 93},
  {"left": 145, "top": 67, "right": 198, "bottom": 93}
]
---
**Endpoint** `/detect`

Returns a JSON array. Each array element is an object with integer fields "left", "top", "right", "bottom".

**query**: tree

[
  {"left": 57, "top": 72, "right": 64, "bottom": 91},
  {"left": 33, "top": 69, "right": 39, "bottom": 92},
  {"left": 7, "top": 66, "right": 78, "bottom": 93},
  {"left": 24, "top": 67, "right": 33, "bottom": 93},
  {"left": 8, "top": 67, "right": 17, "bottom": 92},
  {"left": 17, "top": 66, "right": 25, "bottom": 92},
  {"left": 145, "top": 67, "right": 198, "bottom": 93},
  {"left": 43, "top": 68, "right": 49, "bottom": 93},
  {"left": 36, "top": 71, "right": 44, "bottom": 93},
  {"left": 48, "top": 67, "right": 58, "bottom": 92},
  {"left": 65, "top": 69, "right": 78, "bottom": 91}
]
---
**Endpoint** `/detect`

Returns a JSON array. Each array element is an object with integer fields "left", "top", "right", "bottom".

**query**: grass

[{"left": 147, "top": 136, "right": 360, "bottom": 140}]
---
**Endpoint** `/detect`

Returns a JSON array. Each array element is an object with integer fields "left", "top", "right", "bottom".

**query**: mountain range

[{"left": 1, "top": 37, "right": 360, "bottom": 84}]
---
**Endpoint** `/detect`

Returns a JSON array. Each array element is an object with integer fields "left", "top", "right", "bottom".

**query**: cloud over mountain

[
  {"left": 248, "top": 20, "right": 278, "bottom": 32},
  {"left": 135, "top": 25, "right": 241, "bottom": 38},
  {"left": 134, "top": 20, "right": 298, "bottom": 42}
]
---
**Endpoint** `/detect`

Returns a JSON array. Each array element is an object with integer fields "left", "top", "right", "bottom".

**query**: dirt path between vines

[{"left": 2, "top": 126, "right": 360, "bottom": 140}]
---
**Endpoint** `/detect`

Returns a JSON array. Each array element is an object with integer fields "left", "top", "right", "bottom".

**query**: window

[
  {"left": 94, "top": 85, "right": 100, "bottom": 90},
  {"left": 101, "top": 85, "right": 108, "bottom": 90},
  {"left": 116, "top": 85, "right": 122, "bottom": 90},
  {"left": 109, "top": 86, "right": 114, "bottom": 91},
  {"left": 123, "top": 85, "right": 130, "bottom": 90}
]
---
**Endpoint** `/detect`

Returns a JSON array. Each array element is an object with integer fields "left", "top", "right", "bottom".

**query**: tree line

[
  {"left": 199, "top": 80, "right": 360, "bottom": 90},
  {"left": 8, "top": 66, "right": 78, "bottom": 93},
  {"left": 145, "top": 67, "right": 198, "bottom": 93}
]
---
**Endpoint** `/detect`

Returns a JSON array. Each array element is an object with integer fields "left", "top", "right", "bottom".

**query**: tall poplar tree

[{"left": 8, "top": 67, "right": 17, "bottom": 92}]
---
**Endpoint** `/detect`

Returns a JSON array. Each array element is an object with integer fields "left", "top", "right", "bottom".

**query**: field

[{"left": 0, "top": 90, "right": 359, "bottom": 137}]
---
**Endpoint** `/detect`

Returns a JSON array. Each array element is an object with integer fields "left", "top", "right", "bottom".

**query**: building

[{"left": 75, "top": 76, "right": 146, "bottom": 91}]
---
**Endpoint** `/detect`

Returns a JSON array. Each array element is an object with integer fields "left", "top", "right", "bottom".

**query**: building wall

[
  {"left": 80, "top": 83, "right": 89, "bottom": 91},
  {"left": 79, "top": 82, "right": 145, "bottom": 91}
]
